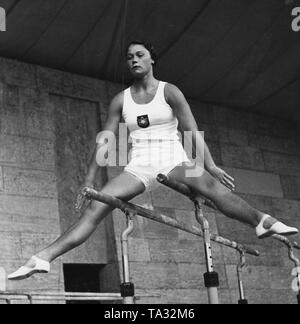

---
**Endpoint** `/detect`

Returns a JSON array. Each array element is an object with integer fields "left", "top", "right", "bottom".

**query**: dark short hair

[{"left": 126, "top": 40, "right": 158, "bottom": 66}]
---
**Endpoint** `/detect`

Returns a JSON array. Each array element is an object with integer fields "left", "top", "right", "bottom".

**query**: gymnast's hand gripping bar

[{"left": 76, "top": 187, "right": 259, "bottom": 257}]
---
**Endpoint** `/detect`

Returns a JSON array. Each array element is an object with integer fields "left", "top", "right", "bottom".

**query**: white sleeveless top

[
  {"left": 122, "top": 81, "right": 190, "bottom": 167},
  {"left": 122, "top": 81, "right": 180, "bottom": 143}
]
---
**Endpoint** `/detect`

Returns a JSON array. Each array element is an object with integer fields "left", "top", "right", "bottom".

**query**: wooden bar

[{"left": 82, "top": 188, "right": 260, "bottom": 257}]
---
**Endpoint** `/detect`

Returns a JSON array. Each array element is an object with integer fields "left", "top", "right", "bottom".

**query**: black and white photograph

[{"left": 0, "top": 0, "right": 300, "bottom": 306}]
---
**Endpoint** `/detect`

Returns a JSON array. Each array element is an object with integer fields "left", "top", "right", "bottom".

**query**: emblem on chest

[{"left": 137, "top": 115, "right": 150, "bottom": 128}]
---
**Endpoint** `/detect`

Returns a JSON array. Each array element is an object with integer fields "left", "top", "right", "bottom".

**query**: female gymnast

[{"left": 8, "top": 40, "right": 298, "bottom": 280}]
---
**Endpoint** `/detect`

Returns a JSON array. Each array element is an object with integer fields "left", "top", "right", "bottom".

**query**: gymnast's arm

[
  {"left": 165, "top": 83, "right": 216, "bottom": 170},
  {"left": 84, "top": 92, "right": 123, "bottom": 187},
  {"left": 165, "top": 83, "right": 235, "bottom": 191}
]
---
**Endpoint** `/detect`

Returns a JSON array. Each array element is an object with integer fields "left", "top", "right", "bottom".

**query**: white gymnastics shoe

[
  {"left": 256, "top": 215, "right": 299, "bottom": 239},
  {"left": 8, "top": 256, "right": 50, "bottom": 281}
]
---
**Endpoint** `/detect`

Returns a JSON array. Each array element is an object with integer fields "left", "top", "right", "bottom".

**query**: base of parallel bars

[
  {"left": 123, "top": 296, "right": 135, "bottom": 304},
  {"left": 121, "top": 282, "right": 135, "bottom": 304},
  {"left": 238, "top": 299, "right": 248, "bottom": 305},
  {"left": 207, "top": 287, "right": 219, "bottom": 305}
]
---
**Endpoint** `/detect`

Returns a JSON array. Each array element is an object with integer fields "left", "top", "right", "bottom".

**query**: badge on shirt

[{"left": 137, "top": 115, "right": 150, "bottom": 128}]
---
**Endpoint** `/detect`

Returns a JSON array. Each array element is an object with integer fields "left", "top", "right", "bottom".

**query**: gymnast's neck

[{"left": 131, "top": 70, "right": 159, "bottom": 92}]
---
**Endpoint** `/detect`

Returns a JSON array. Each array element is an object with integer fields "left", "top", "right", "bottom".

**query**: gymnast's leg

[
  {"left": 8, "top": 171, "right": 145, "bottom": 280},
  {"left": 167, "top": 162, "right": 298, "bottom": 238}
]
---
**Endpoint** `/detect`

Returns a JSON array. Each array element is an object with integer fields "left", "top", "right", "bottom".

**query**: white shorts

[
  {"left": 124, "top": 160, "right": 191, "bottom": 192},
  {"left": 124, "top": 141, "right": 191, "bottom": 192}
]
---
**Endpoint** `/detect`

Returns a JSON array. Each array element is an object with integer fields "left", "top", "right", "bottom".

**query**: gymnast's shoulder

[
  {"left": 164, "top": 82, "right": 188, "bottom": 106},
  {"left": 107, "top": 91, "right": 124, "bottom": 113}
]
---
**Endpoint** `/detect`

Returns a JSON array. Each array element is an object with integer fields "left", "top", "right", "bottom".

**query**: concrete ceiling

[{"left": 0, "top": 0, "right": 300, "bottom": 121}]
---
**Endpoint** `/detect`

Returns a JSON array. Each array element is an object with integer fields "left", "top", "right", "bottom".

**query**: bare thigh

[
  {"left": 167, "top": 162, "right": 226, "bottom": 199},
  {"left": 86, "top": 171, "right": 146, "bottom": 224}
]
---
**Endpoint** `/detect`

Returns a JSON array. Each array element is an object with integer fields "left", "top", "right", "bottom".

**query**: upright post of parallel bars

[
  {"left": 157, "top": 174, "right": 219, "bottom": 304},
  {"left": 75, "top": 190, "right": 135, "bottom": 304},
  {"left": 120, "top": 210, "right": 135, "bottom": 304},
  {"left": 236, "top": 248, "right": 248, "bottom": 304},
  {"left": 272, "top": 234, "right": 300, "bottom": 304},
  {"left": 194, "top": 199, "right": 219, "bottom": 304}
]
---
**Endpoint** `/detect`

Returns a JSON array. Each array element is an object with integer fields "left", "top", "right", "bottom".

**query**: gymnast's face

[{"left": 127, "top": 44, "right": 154, "bottom": 77}]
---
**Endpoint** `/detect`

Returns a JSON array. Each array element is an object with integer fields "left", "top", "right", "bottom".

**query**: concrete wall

[
  {"left": 0, "top": 57, "right": 122, "bottom": 299},
  {"left": 0, "top": 56, "right": 299, "bottom": 304}
]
